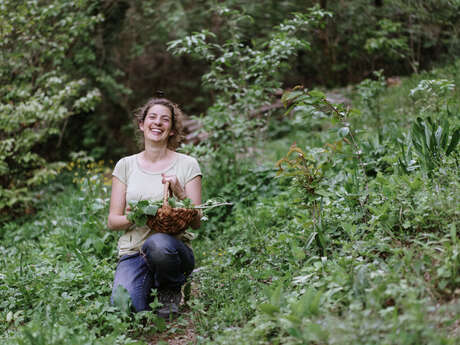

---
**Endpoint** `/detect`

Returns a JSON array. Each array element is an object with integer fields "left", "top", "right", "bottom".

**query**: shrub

[{"left": 0, "top": 0, "right": 103, "bottom": 219}]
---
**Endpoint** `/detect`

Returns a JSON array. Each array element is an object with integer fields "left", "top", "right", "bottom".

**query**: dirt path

[{"left": 148, "top": 314, "right": 197, "bottom": 345}]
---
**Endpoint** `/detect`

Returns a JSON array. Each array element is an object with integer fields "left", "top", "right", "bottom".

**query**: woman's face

[{"left": 139, "top": 104, "right": 174, "bottom": 144}]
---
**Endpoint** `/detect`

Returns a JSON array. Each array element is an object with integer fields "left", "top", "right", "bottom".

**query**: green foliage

[
  {"left": 410, "top": 78, "right": 456, "bottom": 113},
  {"left": 356, "top": 70, "right": 387, "bottom": 136},
  {"left": 0, "top": 168, "right": 167, "bottom": 344},
  {"left": 112, "top": 286, "right": 132, "bottom": 315},
  {"left": 276, "top": 144, "right": 328, "bottom": 200},
  {"left": 126, "top": 199, "right": 158, "bottom": 227},
  {"left": 186, "top": 61, "right": 460, "bottom": 344},
  {"left": 400, "top": 117, "right": 459, "bottom": 175},
  {"left": 364, "top": 19, "right": 409, "bottom": 61},
  {"left": 3, "top": 2, "right": 460, "bottom": 344},
  {"left": 169, "top": 5, "right": 332, "bottom": 198},
  {"left": 126, "top": 197, "right": 229, "bottom": 227},
  {"left": 0, "top": 0, "right": 103, "bottom": 218}
]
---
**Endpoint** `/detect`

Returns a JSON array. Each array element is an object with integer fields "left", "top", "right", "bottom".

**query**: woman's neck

[{"left": 142, "top": 145, "right": 171, "bottom": 162}]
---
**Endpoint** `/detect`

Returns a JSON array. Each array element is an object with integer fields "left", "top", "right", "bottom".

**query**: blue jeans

[{"left": 111, "top": 233, "right": 195, "bottom": 312}]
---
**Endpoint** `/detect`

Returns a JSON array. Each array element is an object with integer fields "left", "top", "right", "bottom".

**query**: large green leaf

[
  {"left": 112, "top": 285, "right": 132, "bottom": 314},
  {"left": 259, "top": 303, "right": 280, "bottom": 316},
  {"left": 446, "top": 127, "right": 460, "bottom": 156}
]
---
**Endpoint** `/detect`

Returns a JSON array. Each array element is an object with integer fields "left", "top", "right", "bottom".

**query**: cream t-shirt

[{"left": 112, "top": 152, "right": 202, "bottom": 257}]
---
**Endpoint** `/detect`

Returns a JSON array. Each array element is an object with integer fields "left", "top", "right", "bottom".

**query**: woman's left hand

[{"left": 161, "top": 173, "right": 187, "bottom": 200}]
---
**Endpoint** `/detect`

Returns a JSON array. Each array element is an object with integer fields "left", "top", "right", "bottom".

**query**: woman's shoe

[{"left": 157, "top": 287, "right": 182, "bottom": 319}]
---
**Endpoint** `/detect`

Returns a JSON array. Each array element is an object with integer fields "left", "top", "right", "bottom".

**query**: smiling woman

[{"left": 107, "top": 97, "right": 202, "bottom": 319}]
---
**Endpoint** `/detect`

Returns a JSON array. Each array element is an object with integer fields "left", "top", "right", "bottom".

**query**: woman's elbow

[{"left": 107, "top": 215, "right": 115, "bottom": 230}]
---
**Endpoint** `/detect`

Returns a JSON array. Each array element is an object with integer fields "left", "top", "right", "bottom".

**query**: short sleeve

[
  {"left": 112, "top": 157, "right": 128, "bottom": 185},
  {"left": 185, "top": 157, "right": 202, "bottom": 184}
]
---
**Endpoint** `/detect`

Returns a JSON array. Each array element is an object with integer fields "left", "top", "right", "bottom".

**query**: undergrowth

[
  {"left": 1, "top": 62, "right": 459, "bottom": 344},
  {"left": 0, "top": 162, "right": 166, "bottom": 345},
  {"left": 191, "top": 61, "right": 460, "bottom": 344}
]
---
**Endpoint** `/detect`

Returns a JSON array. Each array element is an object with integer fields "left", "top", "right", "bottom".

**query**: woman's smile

[{"left": 150, "top": 128, "right": 163, "bottom": 134}]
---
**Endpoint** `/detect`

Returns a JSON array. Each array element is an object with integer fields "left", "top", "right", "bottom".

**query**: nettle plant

[
  {"left": 280, "top": 87, "right": 366, "bottom": 182},
  {"left": 168, "top": 5, "right": 332, "bottom": 190},
  {"left": 356, "top": 70, "right": 387, "bottom": 137},
  {"left": 0, "top": 0, "right": 102, "bottom": 218}
]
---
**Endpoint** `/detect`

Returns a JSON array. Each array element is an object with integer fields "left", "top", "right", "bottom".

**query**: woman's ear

[{"left": 138, "top": 120, "right": 144, "bottom": 131}]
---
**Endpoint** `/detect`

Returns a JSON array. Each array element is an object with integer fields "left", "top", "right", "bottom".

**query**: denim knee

[
  {"left": 141, "top": 233, "right": 178, "bottom": 264},
  {"left": 141, "top": 233, "right": 195, "bottom": 289}
]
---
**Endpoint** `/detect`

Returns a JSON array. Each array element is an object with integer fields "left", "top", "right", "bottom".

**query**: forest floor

[{"left": 148, "top": 316, "right": 196, "bottom": 345}]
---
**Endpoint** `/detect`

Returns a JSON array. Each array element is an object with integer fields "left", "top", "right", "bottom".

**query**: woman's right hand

[{"left": 161, "top": 173, "right": 187, "bottom": 200}]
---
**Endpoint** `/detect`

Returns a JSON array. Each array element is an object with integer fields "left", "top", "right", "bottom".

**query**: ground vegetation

[{"left": 1, "top": 1, "right": 459, "bottom": 344}]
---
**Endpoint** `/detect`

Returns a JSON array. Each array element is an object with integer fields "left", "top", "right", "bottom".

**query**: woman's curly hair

[{"left": 133, "top": 98, "right": 185, "bottom": 150}]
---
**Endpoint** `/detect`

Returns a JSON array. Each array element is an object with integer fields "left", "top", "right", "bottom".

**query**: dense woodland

[{"left": 1, "top": 0, "right": 459, "bottom": 344}]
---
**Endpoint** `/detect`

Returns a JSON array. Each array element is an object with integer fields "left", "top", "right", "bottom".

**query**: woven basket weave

[{"left": 146, "top": 182, "right": 198, "bottom": 235}]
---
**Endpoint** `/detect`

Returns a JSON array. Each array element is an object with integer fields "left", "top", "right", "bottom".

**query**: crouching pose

[{"left": 107, "top": 97, "right": 201, "bottom": 318}]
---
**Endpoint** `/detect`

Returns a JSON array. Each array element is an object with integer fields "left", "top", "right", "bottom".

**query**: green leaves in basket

[
  {"left": 181, "top": 197, "right": 193, "bottom": 208},
  {"left": 167, "top": 197, "right": 193, "bottom": 208},
  {"left": 127, "top": 197, "right": 231, "bottom": 227},
  {"left": 126, "top": 210, "right": 147, "bottom": 227},
  {"left": 127, "top": 199, "right": 162, "bottom": 227},
  {"left": 143, "top": 204, "right": 159, "bottom": 215},
  {"left": 168, "top": 197, "right": 177, "bottom": 208}
]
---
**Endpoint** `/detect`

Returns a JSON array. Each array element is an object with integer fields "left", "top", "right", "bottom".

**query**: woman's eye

[{"left": 146, "top": 114, "right": 170, "bottom": 122}]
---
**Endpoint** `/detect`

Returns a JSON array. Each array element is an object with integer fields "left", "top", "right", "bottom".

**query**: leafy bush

[
  {"left": 0, "top": 0, "right": 102, "bottom": 218},
  {"left": 168, "top": 5, "right": 332, "bottom": 199}
]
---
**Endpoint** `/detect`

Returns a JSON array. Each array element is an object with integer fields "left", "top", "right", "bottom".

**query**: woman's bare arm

[{"left": 107, "top": 176, "right": 133, "bottom": 230}]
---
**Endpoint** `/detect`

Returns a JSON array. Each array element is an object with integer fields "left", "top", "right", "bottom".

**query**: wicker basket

[{"left": 146, "top": 182, "right": 198, "bottom": 235}]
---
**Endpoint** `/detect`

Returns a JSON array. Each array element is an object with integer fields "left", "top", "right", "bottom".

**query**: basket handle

[{"left": 163, "top": 181, "right": 170, "bottom": 206}]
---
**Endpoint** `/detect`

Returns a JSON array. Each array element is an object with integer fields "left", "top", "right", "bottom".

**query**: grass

[{"left": 1, "top": 61, "right": 460, "bottom": 344}]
